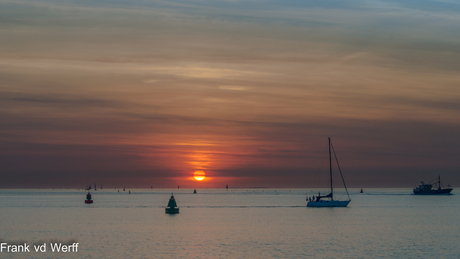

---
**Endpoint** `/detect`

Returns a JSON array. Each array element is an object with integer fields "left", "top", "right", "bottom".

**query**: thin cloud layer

[{"left": 0, "top": 0, "right": 459, "bottom": 188}]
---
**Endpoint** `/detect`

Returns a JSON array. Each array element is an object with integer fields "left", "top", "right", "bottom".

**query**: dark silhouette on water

[
  {"left": 413, "top": 175, "right": 453, "bottom": 195},
  {"left": 306, "top": 137, "right": 351, "bottom": 207},
  {"left": 193, "top": 189, "right": 197, "bottom": 194},
  {"left": 85, "top": 192, "right": 93, "bottom": 204},
  {"left": 165, "top": 194, "right": 179, "bottom": 214}
]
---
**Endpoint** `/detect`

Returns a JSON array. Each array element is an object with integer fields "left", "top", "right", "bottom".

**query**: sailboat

[{"left": 307, "top": 137, "right": 351, "bottom": 207}]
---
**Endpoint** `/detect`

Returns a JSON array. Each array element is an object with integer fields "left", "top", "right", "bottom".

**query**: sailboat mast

[{"left": 329, "top": 137, "right": 333, "bottom": 200}]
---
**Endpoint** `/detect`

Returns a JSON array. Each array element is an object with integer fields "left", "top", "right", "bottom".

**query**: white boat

[
  {"left": 165, "top": 194, "right": 179, "bottom": 214},
  {"left": 307, "top": 137, "right": 351, "bottom": 207}
]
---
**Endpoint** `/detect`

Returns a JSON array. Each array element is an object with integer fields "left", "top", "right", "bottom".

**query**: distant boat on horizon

[
  {"left": 413, "top": 175, "right": 453, "bottom": 195},
  {"left": 307, "top": 137, "right": 351, "bottom": 207}
]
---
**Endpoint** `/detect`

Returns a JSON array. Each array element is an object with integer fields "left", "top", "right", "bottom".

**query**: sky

[{"left": 1, "top": 0, "right": 460, "bottom": 188}]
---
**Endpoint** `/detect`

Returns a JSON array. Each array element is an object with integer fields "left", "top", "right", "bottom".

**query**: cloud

[
  {"left": 219, "top": 85, "right": 251, "bottom": 91},
  {"left": 1, "top": 0, "right": 460, "bottom": 187}
]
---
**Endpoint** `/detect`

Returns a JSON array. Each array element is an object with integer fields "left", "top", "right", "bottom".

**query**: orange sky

[{"left": 1, "top": 0, "right": 460, "bottom": 188}]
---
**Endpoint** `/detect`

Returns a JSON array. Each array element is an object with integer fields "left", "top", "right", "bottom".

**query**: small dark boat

[
  {"left": 165, "top": 194, "right": 179, "bottom": 214},
  {"left": 360, "top": 189, "right": 363, "bottom": 193},
  {"left": 193, "top": 189, "right": 197, "bottom": 194},
  {"left": 85, "top": 192, "right": 93, "bottom": 203},
  {"left": 413, "top": 175, "right": 453, "bottom": 195}
]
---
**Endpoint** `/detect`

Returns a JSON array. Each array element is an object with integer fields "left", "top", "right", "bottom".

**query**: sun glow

[{"left": 194, "top": 171, "right": 206, "bottom": 181}]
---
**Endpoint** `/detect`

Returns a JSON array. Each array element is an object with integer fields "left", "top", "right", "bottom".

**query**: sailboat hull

[{"left": 307, "top": 200, "right": 350, "bottom": 207}]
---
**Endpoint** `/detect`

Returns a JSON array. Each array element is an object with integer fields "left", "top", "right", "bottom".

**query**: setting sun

[{"left": 194, "top": 171, "right": 206, "bottom": 181}]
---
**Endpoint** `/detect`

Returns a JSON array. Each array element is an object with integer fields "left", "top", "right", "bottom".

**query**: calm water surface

[{"left": 0, "top": 188, "right": 459, "bottom": 258}]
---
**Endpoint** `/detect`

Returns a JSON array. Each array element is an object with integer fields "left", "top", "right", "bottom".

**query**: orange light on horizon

[{"left": 194, "top": 171, "right": 206, "bottom": 181}]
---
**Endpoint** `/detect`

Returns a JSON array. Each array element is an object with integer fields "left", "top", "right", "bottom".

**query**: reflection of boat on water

[
  {"left": 85, "top": 192, "right": 93, "bottom": 204},
  {"left": 413, "top": 175, "right": 453, "bottom": 195},
  {"left": 165, "top": 194, "right": 179, "bottom": 214},
  {"left": 307, "top": 137, "right": 351, "bottom": 207}
]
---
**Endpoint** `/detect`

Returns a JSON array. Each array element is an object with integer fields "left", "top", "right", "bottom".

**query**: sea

[{"left": 0, "top": 188, "right": 459, "bottom": 258}]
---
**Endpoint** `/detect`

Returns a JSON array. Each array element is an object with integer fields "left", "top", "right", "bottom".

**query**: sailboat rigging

[{"left": 307, "top": 137, "right": 351, "bottom": 207}]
